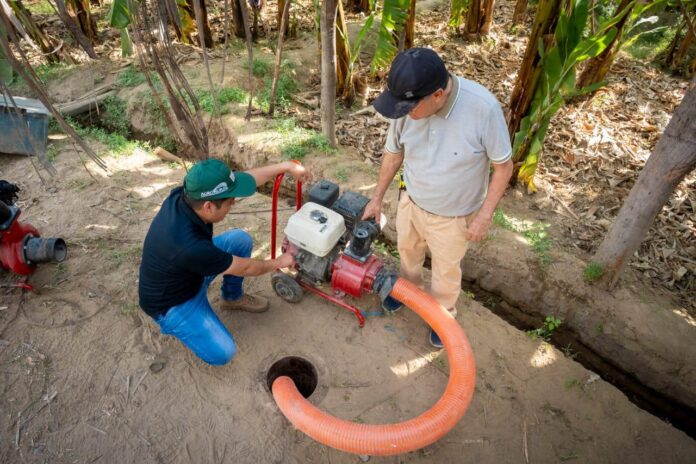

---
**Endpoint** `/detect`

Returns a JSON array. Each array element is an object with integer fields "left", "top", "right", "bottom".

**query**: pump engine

[{"left": 272, "top": 180, "right": 401, "bottom": 322}]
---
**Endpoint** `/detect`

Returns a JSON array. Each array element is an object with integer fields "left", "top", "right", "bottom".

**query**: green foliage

[
  {"left": 109, "top": 0, "right": 134, "bottom": 56},
  {"left": 67, "top": 117, "right": 146, "bottom": 158},
  {"left": 493, "top": 209, "right": 553, "bottom": 265},
  {"left": 512, "top": 0, "right": 621, "bottom": 190},
  {"left": 336, "top": 2, "right": 375, "bottom": 84},
  {"left": 528, "top": 316, "right": 562, "bottom": 341},
  {"left": 118, "top": 65, "right": 147, "bottom": 87},
  {"left": 255, "top": 66, "right": 297, "bottom": 112},
  {"left": 583, "top": 262, "right": 604, "bottom": 282},
  {"left": 371, "top": 0, "right": 411, "bottom": 70},
  {"left": 196, "top": 87, "right": 248, "bottom": 114},
  {"left": 25, "top": 0, "right": 54, "bottom": 15},
  {"left": 271, "top": 118, "right": 335, "bottom": 160},
  {"left": 244, "top": 58, "right": 271, "bottom": 77},
  {"left": 100, "top": 95, "right": 130, "bottom": 137},
  {"left": 449, "top": 0, "right": 471, "bottom": 30}
]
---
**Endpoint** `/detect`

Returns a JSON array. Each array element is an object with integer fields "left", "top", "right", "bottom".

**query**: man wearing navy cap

[
  {"left": 139, "top": 159, "right": 311, "bottom": 365},
  {"left": 363, "top": 48, "right": 513, "bottom": 348}
]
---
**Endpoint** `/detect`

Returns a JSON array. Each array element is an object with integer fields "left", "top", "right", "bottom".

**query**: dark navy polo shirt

[{"left": 138, "top": 186, "right": 233, "bottom": 318}]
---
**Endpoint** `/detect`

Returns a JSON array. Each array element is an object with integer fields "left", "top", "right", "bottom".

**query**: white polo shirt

[{"left": 385, "top": 75, "right": 512, "bottom": 217}]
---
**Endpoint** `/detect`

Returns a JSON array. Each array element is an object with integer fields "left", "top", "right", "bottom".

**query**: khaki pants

[{"left": 395, "top": 193, "right": 474, "bottom": 313}]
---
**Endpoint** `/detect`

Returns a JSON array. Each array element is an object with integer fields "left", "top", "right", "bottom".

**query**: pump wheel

[{"left": 272, "top": 272, "right": 304, "bottom": 303}]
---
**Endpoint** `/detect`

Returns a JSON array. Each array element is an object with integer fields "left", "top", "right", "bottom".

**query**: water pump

[
  {"left": 0, "top": 181, "right": 67, "bottom": 279},
  {"left": 271, "top": 179, "right": 401, "bottom": 327}
]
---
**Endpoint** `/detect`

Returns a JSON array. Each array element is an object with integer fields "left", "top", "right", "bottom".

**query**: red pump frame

[{"left": 270, "top": 170, "right": 365, "bottom": 327}]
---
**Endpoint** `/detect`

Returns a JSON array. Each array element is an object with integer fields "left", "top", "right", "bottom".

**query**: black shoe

[{"left": 429, "top": 329, "right": 443, "bottom": 349}]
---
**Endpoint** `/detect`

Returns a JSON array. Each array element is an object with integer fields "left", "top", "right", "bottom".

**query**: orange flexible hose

[{"left": 272, "top": 277, "right": 476, "bottom": 456}]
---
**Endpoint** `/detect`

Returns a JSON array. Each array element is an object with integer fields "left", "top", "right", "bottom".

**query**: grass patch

[
  {"left": 255, "top": 63, "right": 297, "bottom": 112},
  {"left": 334, "top": 166, "right": 351, "bottom": 183},
  {"left": 271, "top": 118, "right": 334, "bottom": 160},
  {"left": 196, "top": 87, "right": 248, "bottom": 115},
  {"left": 626, "top": 26, "right": 676, "bottom": 61},
  {"left": 244, "top": 57, "right": 271, "bottom": 77},
  {"left": 68, "top": 117, "right": 146, "bottom": 157},
  {"left": 493, "top": 209, "right": 553, "bottom": 266},
  {"left": 26, "top": 0, "right": 54, "bottom": 15},
  {"left": 100, "top": 95, "right": 130, "bottom": 137},
  {"left": 118, "top": 65, "right": 148, "bottom": 88},
  {"left": 583, "top": 262, "right": 604, "bottom": 282}
]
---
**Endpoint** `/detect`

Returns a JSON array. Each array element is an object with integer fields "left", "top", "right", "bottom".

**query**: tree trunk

[
  {"left": 278, "top": 0, "right": 290, "bottom": 37},
  {"left": 269, "top": 0, "right": 291, "bottom": 116},
  {"left": 672, "top": 0, "right": 696, "bottom": 68},
  {"left": 404, "top": 0, "right": 416, "bottom": 49},
  {"left": 231, "top": 0, "right": 245, "bottom": 38},
  {"left": 465, "top": 0, "right": 495, "bottom": 37},
  {"left": 335, "top": 0, "right": 350, "bottom": 101},
  {"left": 576, "top": 0, "right": 633, "bottom": 90},
  {"left": 66, "top": 0, "right": 98, "bottom": 44},
  {"left": 348, "top": 0, "right": 371, "bottom": 13},
  {"left": 506, "top": 0, "right": 561, "bottom": 139},
  {"left": 320, "top": 0, "right": 338, "bottom": 148},
  {"left": 593, "top": 82, "right": 696, "bottom": 288},
  {"left": 8, "top": 0, "right": 61, "bottom": 63},
  {"left": 53, "top": 0, "right": 97, "bottom": 58},
  {"left": 180, "top": 0, "right": 213, "bottom": 47},
  {"left": 512, "top": 0, "right": 527, "bottom": 26}
]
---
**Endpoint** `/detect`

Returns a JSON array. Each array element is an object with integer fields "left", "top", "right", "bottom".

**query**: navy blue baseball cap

[{"left": 373, "top": 48, "right": 449, "bottom": 119}]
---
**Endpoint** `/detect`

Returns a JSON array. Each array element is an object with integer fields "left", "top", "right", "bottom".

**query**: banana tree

[
  {"left": 449, "top": 0, "right": 470, "bottom": 33},
  {"left": 176, "top": 0, "right": 213, "bottom": 47},
  {"left": 507, "top": 0, "right": 563, "bottom": 141},
  {"left": 108, "top": 0, "right": 132, "bottom": 56},
  {"left": 7, "top": 0, "right": 61, "bottom": 63},
  {"left": 511, "top": 0, "right": 621, "bottom": 189},
  {"left": 663, "top": 0, "right": 696, "bottom": 75},
  {"left": 371, "top": 0, "right": 410, "bottom": 69},
  {"left": 54, "top": 0, "right": 97, "bottom": 57},
  {"left": 66, "top": 0, "right": 98, "bottom": 44},
  {"left": 465, "top": 0, "right": 495, "bottom": 36},
  {"left": 577, "top": 0, "right": 666, "bottom": 90},
  {"left": 336, "top": 0, "right": 375, "bottom": 104}
]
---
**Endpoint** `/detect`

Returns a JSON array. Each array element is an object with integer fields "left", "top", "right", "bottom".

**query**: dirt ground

[{"left": 1, "top": 145, "right": 695, "bottom": 463}]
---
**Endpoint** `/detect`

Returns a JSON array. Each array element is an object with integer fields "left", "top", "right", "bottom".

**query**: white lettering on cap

[
  {"left": 200, "top": 182, "right": 229, "bottom": 198},
  {"left": 229, "top": 172, "right": 236, "bottom": 182}
]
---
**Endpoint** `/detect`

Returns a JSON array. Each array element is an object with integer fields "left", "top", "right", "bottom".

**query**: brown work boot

[{"left": 219, "top": 294, "right": 269, "bottom": 313}]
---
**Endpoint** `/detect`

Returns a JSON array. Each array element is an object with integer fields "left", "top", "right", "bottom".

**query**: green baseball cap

[{"left": 184, "top": 159, "right": 257, "bottom": 200}]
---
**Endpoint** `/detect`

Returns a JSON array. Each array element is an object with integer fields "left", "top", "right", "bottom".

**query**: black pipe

[{"left": 24, "top": 237, "right": 67, "bottom": 264}]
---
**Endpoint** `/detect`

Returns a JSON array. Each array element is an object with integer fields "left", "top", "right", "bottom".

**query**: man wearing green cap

[{"left": 138, "top": 159, "right": 311, "bottom": 366}]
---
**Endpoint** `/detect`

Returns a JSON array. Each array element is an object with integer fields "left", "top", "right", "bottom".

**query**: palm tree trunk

[
  {"left": 593, "top": 83, "right": 696, "bottom": 288},
  {"left": 507, "top": 0, "right": 561, "bottom": 139},
  {"left": 576, "top": 0, "right": 633, "bottom": 90},
  {"left": 320, "top": 0, "right": 338, "bottom": 147}
]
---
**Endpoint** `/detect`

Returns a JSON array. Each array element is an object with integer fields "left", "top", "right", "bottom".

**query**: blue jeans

[{"left": 154, "top": 229, "right": 253, "bottom": 366}]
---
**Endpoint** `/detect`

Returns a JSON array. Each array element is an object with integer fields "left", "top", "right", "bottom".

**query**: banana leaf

[{"left": 371, "top": 0, "right": 410, "bottom": 69}]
